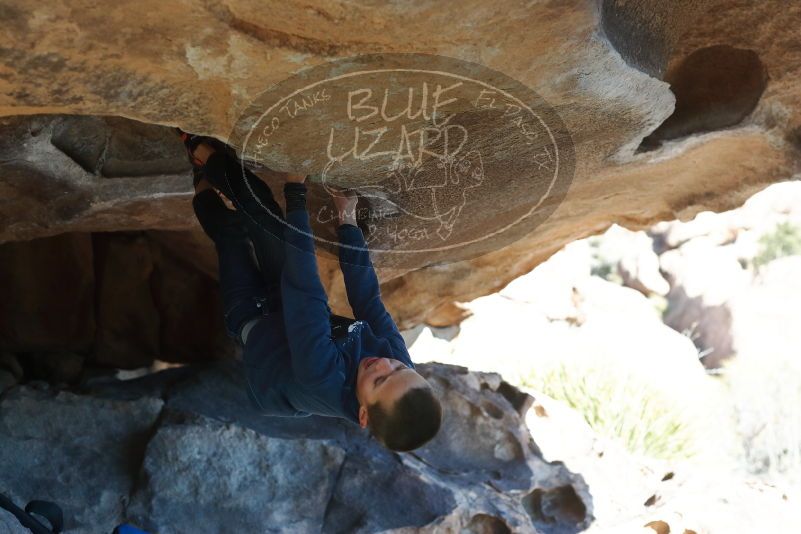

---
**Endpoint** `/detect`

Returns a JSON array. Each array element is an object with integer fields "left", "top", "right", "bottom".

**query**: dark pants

[{"left": 191, "top": 152, "right": 286, "bottom": 343}]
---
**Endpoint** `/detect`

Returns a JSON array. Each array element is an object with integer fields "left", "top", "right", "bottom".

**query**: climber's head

[{"left": 356, "top": 356, "right": 442, "bottom": 451}]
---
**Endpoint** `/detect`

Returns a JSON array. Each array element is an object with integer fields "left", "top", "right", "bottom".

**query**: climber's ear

[{"left": 358, "top": 404, "right": 369, "bottom": 429}]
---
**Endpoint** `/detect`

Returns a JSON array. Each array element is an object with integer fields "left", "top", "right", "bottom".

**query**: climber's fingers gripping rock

[
  {"left": 286, "top": 173, "right": 307, "bottom": 184},
  {"left": 330, "top": 187, "right": 358, "bottom": 226}
]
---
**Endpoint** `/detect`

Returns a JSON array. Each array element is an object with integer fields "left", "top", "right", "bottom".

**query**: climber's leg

[
  {"left": 190, "top": 142, "right": 283, "bottom": 225},
  {"left": 193, "top": 143, "right": 287, "bottom": 314},
  {"left": 192, "top": 182, "right": 269, "bottom": 343},
  {"left": 219, "top": 155, "right": 286, "bottom": 313}
]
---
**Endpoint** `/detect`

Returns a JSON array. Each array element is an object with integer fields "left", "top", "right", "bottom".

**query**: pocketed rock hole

[
  {"left": 522, "top": 485, "right": 587, "bottom": 532},
  {"left": 463, "top": 514, "right": 512, "bottom": 534},
  {"left": 638, "top": 45, "right": 768, "bottom": 152},
  {"left": 496, "top": 380, "right": 534, "bottom": 416},
  {"left": 482, "top": 400, "right": 505, "bottom": 419}
]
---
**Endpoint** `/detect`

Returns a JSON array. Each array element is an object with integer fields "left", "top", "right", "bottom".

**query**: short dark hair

[{"left": 367, "top": 386, "right": 442, "bottom": 451}]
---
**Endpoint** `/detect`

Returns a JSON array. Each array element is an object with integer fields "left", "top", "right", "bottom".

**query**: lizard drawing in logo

[{"left": 321, "top": 145, "right": 485, "bottom": 242}]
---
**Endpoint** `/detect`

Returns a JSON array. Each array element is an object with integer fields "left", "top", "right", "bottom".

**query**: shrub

[
  {"left": 754, "top": 222, "right": 801, "bottom": 268},
  {"left": 522, "top": 363, "right": 695, "bottom": 460},
  {"left": 588, "top": 236, "right": 623, "bottom": 284}
]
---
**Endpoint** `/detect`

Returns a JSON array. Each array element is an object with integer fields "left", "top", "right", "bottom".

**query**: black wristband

[{"left": 284, "top": 182, "right": 307, "bottom": 212}]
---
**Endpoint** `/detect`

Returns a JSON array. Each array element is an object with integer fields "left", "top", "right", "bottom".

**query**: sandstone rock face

[
  {"left": 2, "top": 1, "right": 801, "bottom": 326},
  {"left": 0, "top": 116, "right": 193, "bottom": 243},
  {"left": 0, "top": 362, "right": 591, "bottom": 533}
]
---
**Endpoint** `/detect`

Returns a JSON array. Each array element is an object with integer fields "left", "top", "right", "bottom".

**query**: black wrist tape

[{"left": 284, "top": 182, "right": 307, "bottom": 212}]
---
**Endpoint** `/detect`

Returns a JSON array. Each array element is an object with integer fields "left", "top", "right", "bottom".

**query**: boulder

[
  {"left": 0, "top": 388, "right": 163, "bottom": 533},
  {"left": 660, "top": 204, "right": 801, "bottom": 368},
  {"left": 410, "top": 238, "right": 723, "bottom": 464},
  {"left": 728, "top": 256, "right": 801, "bottom": 363},
  {"left": 92, "top": 230, "right": 229, "bottom": 369},
  {"left": 0, "top": 352, "right": 22, "bottom": 380},
  {"left": 424, "top": 301, "right": 473, "bottom": 328},
  {"left": 0, "top": 361, "right": 592, "bottom": 533},
  {"left": 722, "top": 259, "right": 801, "bottom": 487},
  {"left": 0, "top": 351, "right": 21, "bottom": 394},
  {"left": 0, "top": 509, "right": 28, "bottom": 534},
  {"left": 127, "top": 414, "right": 347, "bottom": 534},
  {"left": 0, "top": 225, "right": 230, "bottom": 371},
  {"left": 660, "top": 242, "right": 751, "bottom": 367},
  {"left": 651, "top": 211, "right": 741, "bottom": 253},
  {"left": 596, "top": 225, "right": 670, "bottom": 296}
]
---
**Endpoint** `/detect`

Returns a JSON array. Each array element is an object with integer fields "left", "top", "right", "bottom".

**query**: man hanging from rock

[{"left": 178, "top": 131, "right": 442, "bottom": 452}]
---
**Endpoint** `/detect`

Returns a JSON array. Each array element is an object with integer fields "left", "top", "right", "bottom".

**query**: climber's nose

[{"left": 375, "top": 358, "right": 392, "bottom": 372}]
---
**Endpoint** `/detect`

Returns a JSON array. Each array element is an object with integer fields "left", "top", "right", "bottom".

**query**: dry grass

[
  {"left": 521, "top": 362, "right": 696, "bottom": 460},
  {"left": 723, "top": 352, "right": 801, "bottom": 484}
]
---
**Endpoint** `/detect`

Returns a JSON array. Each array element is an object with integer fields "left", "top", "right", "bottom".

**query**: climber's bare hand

[
  {"left": 286, "top": 173, "right": 307, "bottom": 184},
  {"left": 330, "top": 187, "right": 358, "bottom": 226}
]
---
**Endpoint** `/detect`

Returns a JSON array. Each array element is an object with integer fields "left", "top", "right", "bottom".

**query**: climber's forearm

[{"left": 280, "top": 181, "right": 340, "bottom": 385}]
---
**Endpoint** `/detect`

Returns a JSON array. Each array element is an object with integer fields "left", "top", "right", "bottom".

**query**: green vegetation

[
  {"left": 522, "top": 363, "right": 695, "bottom": 460},
  {"left": 588, "top": 236, "right": 623, "bottom": 284},
  {"left": 754, "top": 222, "right": 801, "bottom": 268}
]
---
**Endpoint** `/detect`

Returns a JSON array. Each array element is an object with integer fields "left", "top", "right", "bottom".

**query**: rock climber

[{"left": 178, "top": 131, "right": 442, "bottom": 451}]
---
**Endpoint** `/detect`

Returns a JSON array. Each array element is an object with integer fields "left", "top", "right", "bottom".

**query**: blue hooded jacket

[{"left": 242, "top": 186, "right": 415, "bottom": 424}]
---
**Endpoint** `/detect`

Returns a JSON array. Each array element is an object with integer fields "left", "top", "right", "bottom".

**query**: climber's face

[{"left": 355, "top": 357, "right": 427, "bottom": 428}]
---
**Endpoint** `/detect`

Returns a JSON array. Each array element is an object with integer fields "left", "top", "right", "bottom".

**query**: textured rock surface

[
  {"left": 0, "top": 116, "right": 192, "bottom": 243},
  {"left": 128, "top": 415, "right": 347, "bottom": 533},
  {"left": 2, "top": 1, "right": 801, "bottom": 326},
  {"left": 0, "top": 230, "right": 230, "bottom": 371},
  {"left": 0, "top": 513, "right": 26, "bottom": 534},
  {"left": 0, "top": 388, "right": 164, "bottom": 532},
  {"left": 0, "top": 232, "right": 95, "bottom": 352},
  {"left": 0, "top": 362, "right": 591, "bottom": 533}
]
